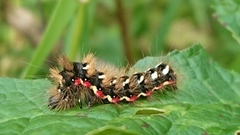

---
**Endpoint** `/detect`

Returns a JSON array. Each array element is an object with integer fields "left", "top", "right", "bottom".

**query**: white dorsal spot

[
  {"left": 162, "top": 65, "right": 169, "bottom": 75},
  {"left": 151, "top": 71, "right": 158, "bottom": 80},
  {"left": 98, "top": 74, "right": 106, "bottom": 79},
  {"left": 82, "top": 64, "right": 89, "bottom": 70},
  {"left": 138, "top": 75, "right": 144, "bottom": 84},
  {"left": 110, "top": 79, "right": 117, "bottom": 85},
  {"left": 123, "top": 79, "right": 130, "bottom": 86},
  {"left": 112, "top": 79, "right": 117, "bottom": 84},
  {"left": 125, "top": 78, "right": 130, "bottom": 83}
]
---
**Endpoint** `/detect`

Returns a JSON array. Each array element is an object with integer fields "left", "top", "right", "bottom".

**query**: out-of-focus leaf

[{"left": 211, "top": 0, "right": 240, "bottom": 43}]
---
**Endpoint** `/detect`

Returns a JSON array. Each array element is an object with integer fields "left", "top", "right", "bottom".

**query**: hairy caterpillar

[{"left": 48, "top": 54, "right": 177, "bottom": 110}]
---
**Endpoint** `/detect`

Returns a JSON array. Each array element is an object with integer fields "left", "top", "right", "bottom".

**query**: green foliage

[
  {"left": 1, "top": 0, "right": 240, "bottom": 77},
  {"left": 0, "top": 45, "right": 239, "bottom": 135},
  {"left": 150, "top": 0, "right": 182, "bottom": 55},
  {"left": 22, "top": 0, "right": 79, "bottom": 78},
  {"left": 210, "top": 0, "right": 240, "bottom": 72},
  {"left": 211, "top": 0, "right": 240, "bottom": 43},
  {"left": 1, "top": 0, "right": 240, "bottom": 134}
]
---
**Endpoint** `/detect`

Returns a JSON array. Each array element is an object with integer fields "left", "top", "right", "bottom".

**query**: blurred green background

[{"left": 0, "top": 0, "right": 240, "bottom": 78}]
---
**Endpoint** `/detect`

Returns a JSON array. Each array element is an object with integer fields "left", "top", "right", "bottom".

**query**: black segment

[{"left": 73, "top": 62, "right": 88, "bottom": 79}]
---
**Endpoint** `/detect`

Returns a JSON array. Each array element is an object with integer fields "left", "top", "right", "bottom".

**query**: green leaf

[
  {"left": 210, "top": 0, "right": 240, "bottom": 43},
  {"left": 1, "top": 44, "right": 240, "bottom": 135}
]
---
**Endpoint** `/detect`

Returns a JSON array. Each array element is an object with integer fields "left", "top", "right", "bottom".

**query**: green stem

[{"left": 68, "top": 2, "right": 88, "bottom": 60}]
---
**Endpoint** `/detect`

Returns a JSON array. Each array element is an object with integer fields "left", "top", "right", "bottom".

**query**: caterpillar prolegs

[{"left": 48, "top": 54, "right": 177, "bottom": 110}]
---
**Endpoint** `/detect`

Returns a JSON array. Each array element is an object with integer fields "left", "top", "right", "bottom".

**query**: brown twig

[{"left": 115, "top": 0, "right": 134, "bottom": 66}]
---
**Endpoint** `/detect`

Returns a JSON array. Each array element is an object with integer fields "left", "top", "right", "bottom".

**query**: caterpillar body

[{"left": 48, "top": 54, "right": 177, "bottom": 110}]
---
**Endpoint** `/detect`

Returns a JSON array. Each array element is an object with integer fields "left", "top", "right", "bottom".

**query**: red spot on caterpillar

[
  {"left": 129, "top": 95, "right": 138, "bottom": 102},
  {"left": 83, "top": 81, "right": 91, "bottom": 88},
  {"left": 146, "top": 90, "right": 153, "bottom": 96},
  {"left": 96, "top": 90, "right": 105, "bottom": 99},
  {"left": 74, "top": 78, "right": 81, "bottom": 85},
  {"left": 111, "top": 97, "right": 120, "bottom": 103},
  {"left": 168, "top": 80, "right": 175, "bottom": 85}
]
